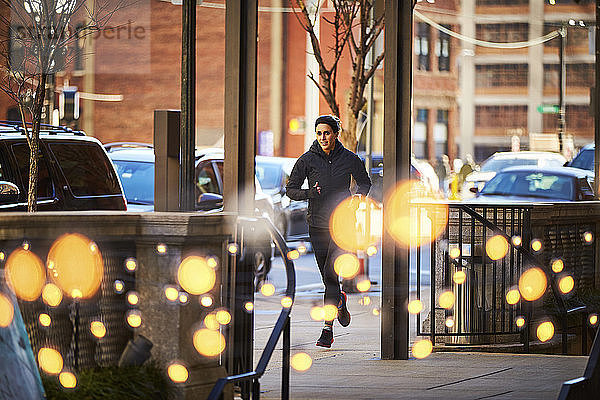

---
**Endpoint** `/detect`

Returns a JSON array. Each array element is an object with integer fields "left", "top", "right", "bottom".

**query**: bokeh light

[
  {"left": 536, "top": 321, "right": 554, "bottom": 342},
  {"left": 59, "top": 371, "right": 77, "bottom": 389},
  {"left": 244, "top": 302, "right": 254, "bottom": 312},
  {"left": 227, "top": 243, "right": 238, "bottom": 254},
  {"left": 330, "top": 196, "right": 382, "bottom": 252},
  {"left": 310, "top": 306, "right": 325, "bottom": 321},
  {"left": 47, "top": 233, "right": 103, "bottom": 299},
  {"left": 385, "top": 180, "right": 448, "bottom": 248},
  {"left": 22, "top": 241, "right": 30, "bottom": 251},
  {"left": 412, "top": 339, "right": 433, "bottom": 359},
  {"left": 584, "top": 232, "right": 594, "bottom": 243},
  {"left": 177, "top": 256, "right": 216, "bottom": 295},
  {"left": 291, "top": 353, "right": 312, "bottom": 372},
  {"left": 506, "top": 289, "right": 520, "bottom": 305},
  {"left": 164, "top": 286, "right": 179, "bottom": 302},
  {"left": 519, "top": 267, "right": 547, "bottom": 301},
  {"left": 558, "top": 276, "right": 574, "bottom": 294},
  {"left": 323, "top": 304, "right": 338, "bottom": 321},
  {"left": 0, "top": 293, "right": 14, "bottom": 327},
  {"left": 125, "top": 258, "right": 137, "bottom": 272},
  {"left": 156, "top": 243, "right": 167, "bottom": 254},
  {"left": 39, "top": 313, "right": 51, "bottom": 327},
  {"left": 193, "top": 329, "right": 226, "bottom": 357},
  {"left": 297, "top": 244, "right": 307, "bottom": 254},
  {"left": 372, "top": 307, "right": 380, "bottom": 316},
  {"left": 438, "top": 291, "right": 455, "bottom": 309},
  {"left": 359, "top": 296, "right": 371, "bottom": 306},
  {"left": 552, "top": 259, "right": 564, "bottom": 273},
  {"left": 90, "top": 320, "right": 106, "bottom": 338},
  {"left": 5, "top": 248, "right": 46, "bottom": 301},
  {"left": 201, "top": 295, "right": 214, "bottom": 307},
  {"left": 408, "top": 299, "right": 423, "bottom": 314},
  {"left": 589, "top": 314, "right": 598, "bottom": 326},
  {"left": 512, "top": 236, "right": 522, "bottom": 247},
  {"left": 531, "top": 239, "right": 542, "bottom": 252},
  {"left": 356, "top": 278, "right": 371, "bottom": 292},
  {"left": 281, "top": 297, "right": 293, "bottom": 308},
  {"left": 486, "top": 235, "right": 509, "bottom": 261},
  {"left": 207, "top": 257, "right": 218, "bottom": 269},
  {"left": 366, "top": 246, "right": 378, "bottom": 257},
  {"left": 179, "top": 292, "right": 189, "bottom": 304},
  {"left": 516, "top": 316, "right": 526, "bottom": 328},
  {"left": 42, "top": 283, "right": 63, "bottom": 307},
  {"left": 445, "top": 317, "right": 455, "bottom": 328},
  {"left": 126, "top": 310, "right": 142, "bottom": 328},
  {"left": 38, "top": 348, "right": 63, "bottom": 374},
  {"left": 216, "top": 310, "right": 232, "bottom": 325},
  {"left": 453, "top": 270, "right": 466, "bottom": 285},
  {"left": 204, "top": 313, "right": 219, "bottom": 330},
  {"left": 114, "top": 280, "right": 125, "bottom": 294},
  {"left": 333, "top": 253, "right": 360, "bottom": 279},
  {"left": 449, "top": 247, "right": 460, "bottom": 259},
  {"left": 168, "top": 363, "right": 188, "bottom": 383},
  {"left": 287, "top": 250, "right": 300, "bottom": 260},
  {"left": 0, "top": 251, "right": 5, "bottom": 261},
  {"left": 260, "top": 283, "right": 275, "bottom": 297},
  {"left": 127, "top": 291, "right": 139, "bottom": 306}
]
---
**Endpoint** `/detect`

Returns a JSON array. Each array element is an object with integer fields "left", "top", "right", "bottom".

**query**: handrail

[{"left": 208, "top": 216, "right": 296, "bottom": 400}]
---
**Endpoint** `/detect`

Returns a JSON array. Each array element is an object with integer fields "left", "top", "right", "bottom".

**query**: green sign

[{"left": 537, "top": 104, "right": 560, "bottom": 114}]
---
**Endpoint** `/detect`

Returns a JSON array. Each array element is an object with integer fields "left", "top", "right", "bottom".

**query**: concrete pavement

[{"left": 252, "top": 291, "right": 588, "bottom": 400}]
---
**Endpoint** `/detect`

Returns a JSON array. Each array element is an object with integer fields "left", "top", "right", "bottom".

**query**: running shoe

[
  {"left": 316, "top": 328, "right": 334, "bottom": 348},
  {"left": 337, "top": 291, "right": 351, "bottom": 327}
]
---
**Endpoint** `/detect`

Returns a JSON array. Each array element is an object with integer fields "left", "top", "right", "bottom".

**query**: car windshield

[
  {"left": 256, "top": 162, "right": 282, "bottom": 190},
  {"left": 570, "top": 149, "right": 594, "bottom": 171},
  {"left": 481, "top": 171, "right": 574, "bottom": 200},
  {"left": 480, "top": 158, "right": 538, "bottom": 172},
  {"left": 112, "top": 160, "right": 154, "bottom": 204}
]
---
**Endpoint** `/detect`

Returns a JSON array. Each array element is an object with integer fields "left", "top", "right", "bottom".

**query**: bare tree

[
  {"left": 0, "top": 0, "right": 125, "bottom": 211},
  {"left": 291, "top": 0, "right": 384, "bottom": 152}
]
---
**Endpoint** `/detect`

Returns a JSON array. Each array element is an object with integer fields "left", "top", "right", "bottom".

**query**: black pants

[{"left": 309, "top": 225, "right": 342, "bottom": 307}]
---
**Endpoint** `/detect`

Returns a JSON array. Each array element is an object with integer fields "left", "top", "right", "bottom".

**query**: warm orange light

[
  {"left": 589, "top": 314, "right": 598, "bottom": 326},
  {"left": 179, "top": 292, "right": 189, "bottom": 304},
  {"left": 408, "top": 299, "right": 423, "bottom": 314},
  {"left": 200, "top": 295, "right": 213, "bottom": 307},
  {"left": 291, "top": 353, "right": 312, "bottom": 372},
  {"left": 90, "top": 320, "right": 106, "bottom": 338},
  {"left": 0, "top": 251, "right": 5, "bottom": 261},
  {"left": 356, "top": 278, "right": 371, "bottom": 292},
  {"left": 215, "top": 310, "right": 232, "bottom": 325},
  {"left": 207, "top": 257, "right": 218, "bottom": 269},
  {"left": 244, "top": 302, "right": 254, "bottom": 312},
  {"left": 453, "top": 270, "right": 466, "bottom": 285},
  {"left": 39, "top": 313, "right": 51, "bottom": 327},
  {"left": 281, "top": 296, "right": 293, "bottom": 308},
  {"left": 323, "top": 304, "right": 338, "bottom": 321},
  {"left": 512, "top": 236, "right": 522, "bottom": 247},
  {"left": 449, "top": 247, "right": 460, "bottom": 259},
  {"left": 227, "top": 243, "right": 238, "bottom": 254},
  {"left": 0, "top": 293, "right": 14, "bottom": 327},
  {"left": 260, "top": 283, "right": 276, "bottom": 297},
  {"left": 412, "top": 339, "right": 433, "bottom": 359},
  {"left": 59, "top": 371, "right": 77, "bottom": 388},
  {"left": 204, "top": 313, "right": 219, "bottom": 330},
  {"left": 156, "top": 243, "right": 167, "bottom": 254},
  {"left": 127, "top": 291, "right": 139, "bottom": 306},
  {"left": 164, "top": 286, "right": 179, "bottom": 302},
  {"left": 167, "top": 363, "right": 188, "bottom": 383},
  {"left": 114, "top": 280, "right": 125, "bottom": 294},
  {"left": 287, "top": 250, "right": 300, "bottom": 260},
  {"left": 366, "top": 246, "right": 378, "bottom": 257},
  {"left": 584, "top": 232, "right": 594, "bottom": 243},
  {"left": 372, "top": 307, "right": 380, "bottom": 316},
  {"left": 445, "top": 317, "right": 455, "bottom": 328},
  {"left": 125, "top": 258, "right": 137, "bottom": 272},
  {"left": 438, "top": 291, "right": 455, "bottom": 309},
  {"left": 5, "top": 248, "right": 46, "bottom": 301},
  {"left": 552, "top": 259, "right": 564, "bottom": 273},
  {"left": 519, "top": 267, "right": 547, "bottom": 301},
  {"left": 558, "top": 276, "right": 574, "bottom": 294},
  {"left": 536, "top": 321, "right": 554, "bottom": 342},
  {"left": 38, "top": 348, "right": 63, "bottom": 374},
  {"left": 385, "top": 180, "right": 448, "bottom": 248},
  {"left": 177, "top": 256, "right": 216, "bottom": 295},
  {"left": 486, "top": 235, "right": 509, "bottom": 261},
  {"left": 334, "top": 253, "right": 360, "bottom": 279},
  {"left": 516, "top": 316, "right": 526, "bottom": 328},
  {"left": 193, "top": 329, "right": 226, "bottom": 357},
  {"left": 47, "top": 233, "right": 103, "bottom": 299},
  {"left": 126, "top": 310, "right": 142, "bottom": 328},
  {"left": 42, "top": 283, "right": 63, "bottom": 307},
  {"left": 330, "top": 196, "right": 382, "bottom": 252},
  {"left": 359, "top": 296, "right": 372, "bottom": 306},
  {"left": 310, "top": 306, "right": 325, "bottom": 321},
  {"left": 297, "top": 244, "right": 307, "bottom": 254},
  {"left": 531, "top": 239, "right": 542, "bottom": 252},
  {"left": 506, "top": 289, "right": 521, "bottom": 305}
]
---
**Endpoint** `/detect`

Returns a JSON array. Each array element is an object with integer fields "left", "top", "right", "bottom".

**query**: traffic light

[{"left": 59, "top": 86, "right": 79, "bottom": 122}]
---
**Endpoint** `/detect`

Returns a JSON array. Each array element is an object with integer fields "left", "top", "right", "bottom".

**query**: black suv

[{"left": 0, "top": 122, "right": 126, "bottom": 211}]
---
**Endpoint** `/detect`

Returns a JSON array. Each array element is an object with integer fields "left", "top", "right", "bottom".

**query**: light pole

[{"left": 558, "top": 25, "right": 566, "bottom": 155}]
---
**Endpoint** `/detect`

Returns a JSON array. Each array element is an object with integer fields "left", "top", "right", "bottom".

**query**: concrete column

[
  {"left": 528, "top": 0, "right": 545, "bottom": 135},
  {"left": 304, "top": 0, "right": 320, "bottom": 151},
  {"left": 270, "top": 0, "right": 284, "bottom": 155},
  {"left": 459, "top": 0, "right": 475, "bottom": 159}
]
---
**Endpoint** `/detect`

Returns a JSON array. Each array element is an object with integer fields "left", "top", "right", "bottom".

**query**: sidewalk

[{"left": 253, "top": 291, "right": 587, "bottom": 400}]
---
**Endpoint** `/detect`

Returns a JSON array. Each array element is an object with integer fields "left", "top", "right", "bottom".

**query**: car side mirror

[
  {"left": 197, "top": 193, "right": 223, "bottom": 211},
  {"left": 469, "top": 186, "right": 479, "bottom": 194},
  {"left": 0, "top": 181, "right": 20, "bottom": 204}
]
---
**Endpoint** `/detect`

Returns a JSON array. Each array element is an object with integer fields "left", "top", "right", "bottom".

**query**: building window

[
  {"left": 475, "top": 64, "right": 528, "bottom": 88},
  {"left": 543, "top": 64, "right": 559, "bottom": 88},
  {"left": 566, "top": 105, "right": 593, "bottom": 131},
  {"left": 567, "top": 63, "right": 594, "bottom": 87},
  {"left": 74, "top": 24, "right": 86, "bottom": 71},
  {"left": 414, "top": 109, "right": 428, "bottom": 159},
  {"left": 476, "top": 23, "right": 528, "bottom": 43},
  {"left": 434, "top": 110, "right": 448, "bottom": 158},
  {"left": 475, "top": 106, "right": 528, "bottom": 129},
  {"left": 476, "top": 0, "right": 528, "bottom": 5},
  {"left": 415, "top": 23, "right": 430, "bottom": 71},
  {"left": 436, "top": 27, "right": 450, "bottom": 72}
]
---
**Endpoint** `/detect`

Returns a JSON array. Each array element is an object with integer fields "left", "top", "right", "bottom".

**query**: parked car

[
  {"left": 567, "top": 144, "right": 594, "bottom": 172},
  {"left": 107, "top": 144, "right": 274, "bottom": 287},
  {"left": 0, "top": 121, "right": 126, "bottom": 211},
  {"left": 462, "top": 151, "right": 567, "bottom": 199},
  {"left": 255, "top": 156, "right": 309, "bottom": 242},
  {"left": 469, "top": 166, "right": 594, "bottom": 203}
]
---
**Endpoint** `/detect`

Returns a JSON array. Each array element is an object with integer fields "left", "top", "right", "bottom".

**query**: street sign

[{"left": 537, "top": 104, "right": 560, "bottom": 114}]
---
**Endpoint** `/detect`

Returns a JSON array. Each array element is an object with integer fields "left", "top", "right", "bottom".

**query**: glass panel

[
  {"left": 11, "top": 143, "right": 53, "bottom": 199},
  {"left": 112, "top": 160, "right": 154, "bottom": 205}
]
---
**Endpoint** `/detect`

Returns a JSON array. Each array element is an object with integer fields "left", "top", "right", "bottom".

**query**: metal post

[
  {"left": 180, "top": 0, "right": 196, "bottom": 211},
  {"left": 382, "top": 0, "right": 412, "bottom": 360},
  {"left": 558, "top": 26, "right": 566, "bottom": 155},
  {"left": 595, "top": 0, "right": 600, "bottom": 199},
  {"left": 74, "top": 300, "right": 80, "bottom": 371},
  {"left": 282, "top": 315, "right": 290, "bottom": 400}
]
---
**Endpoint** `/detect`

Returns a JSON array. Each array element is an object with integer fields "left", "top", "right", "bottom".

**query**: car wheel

[{"left": 254, "top": 249, "right": 271, "bottom": 290}]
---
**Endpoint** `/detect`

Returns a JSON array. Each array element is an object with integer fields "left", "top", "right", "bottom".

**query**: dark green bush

[{"left": 41, "top": 361, "right": 178, "bottom": 400}]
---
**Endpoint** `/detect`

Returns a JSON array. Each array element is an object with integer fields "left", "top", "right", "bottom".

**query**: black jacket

[{"left": 286, "top": 139, "right": 371, "bottom": 228}]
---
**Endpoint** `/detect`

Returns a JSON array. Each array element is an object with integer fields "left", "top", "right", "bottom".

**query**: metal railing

[{"left": 208, "top": 217, "right": 296, "bottom": 400}]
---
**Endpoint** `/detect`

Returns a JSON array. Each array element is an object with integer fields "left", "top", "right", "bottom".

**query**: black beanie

[{"left": 315, "top": 115, "right": 341, "bottom": 133}]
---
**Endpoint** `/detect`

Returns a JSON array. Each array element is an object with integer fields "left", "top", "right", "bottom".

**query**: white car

[{"left": 462, "top": 151, "right": 566, "bottom": 199}]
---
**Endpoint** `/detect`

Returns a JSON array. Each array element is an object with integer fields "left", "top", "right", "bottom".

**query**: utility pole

[{"left": 558, "top": 25, "right": 566, "bottom": 155}]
